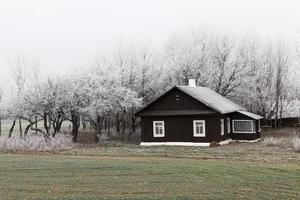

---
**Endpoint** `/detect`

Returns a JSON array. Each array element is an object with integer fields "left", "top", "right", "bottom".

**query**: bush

[
  {"left": 292, "top": 137, "right": 300, "bottom": 153},
  {"left": 0, "top": 133, "right": 74, "bottom": 152},
  {"left": 262, "top": 137, "right": 281, "bottom": 146}
]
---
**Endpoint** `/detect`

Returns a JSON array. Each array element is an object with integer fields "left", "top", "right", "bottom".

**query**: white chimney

[{"left": 188, "top": 79, "right": 196, "bottom": 87}]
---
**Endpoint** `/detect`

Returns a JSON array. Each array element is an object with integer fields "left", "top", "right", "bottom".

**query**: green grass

[{"left": 0, "top": 143, "right": 300, "bottom": 200}]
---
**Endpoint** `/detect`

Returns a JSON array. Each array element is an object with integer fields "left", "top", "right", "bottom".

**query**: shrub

[
  {"left": 292, "top": 137, "right": 300, "bottom": 153},
  {"left": 0, "top": 133, "right": 74, "bottom": 152},
  {"left": 262, "top": 137, "right": 281, "bottom": 146}
]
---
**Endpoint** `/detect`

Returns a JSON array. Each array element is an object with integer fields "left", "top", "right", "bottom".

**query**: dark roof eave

[{"left": 138, "top": 110, "right": 218, "bottom": 117}]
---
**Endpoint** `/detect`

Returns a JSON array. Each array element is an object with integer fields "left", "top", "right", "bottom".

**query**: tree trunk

[
  {"left": 93, "top": 116, "right": 104, "bottom": 143},
  {"left": 94, "top": 127, "right": 101, "bottom": 143},
  {"left": 24, "top": 122, "right": 33, "bottom": 135},
  {"left": 82, "top": 119, "right": 86, "bottom": 130},
  {"left": 116, "top": 114, "right": 121, "bottom": 136},
  {"left": 43, "top": 113, "right": 50, "bottom": 137},
  {"left": 121, "top": 119, "right": 126, "bottom": 141},
  {"left": 8, "top": 120, "right": 16, "bottom": 138},
  {"left": 71, "top": 123, "right": 80, "bottom": 142},
  {"left": 107, "top": 116, "right": 111, "bottom": 137},
  {"left": 128, "top": 116, "right": 136, "bottom": 142},
  {"left": 19, "top": 118, "right": 22, "bottom": 136},
  {"left": 35, "top": 116, "right": 38, "bottom": 134},
  {"left": 24, "top": 118, "right": 43, "bottom": 136},
  {"left": 52, "top": 117, "right": 64, "bottom": 137},
  {"left": 71, "top": 112, "right": 80, "bottom": 142}
]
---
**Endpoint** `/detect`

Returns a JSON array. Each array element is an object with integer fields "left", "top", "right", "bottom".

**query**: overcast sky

[{"left": 0, "top": 0, "right": 300, "bottom": 95}]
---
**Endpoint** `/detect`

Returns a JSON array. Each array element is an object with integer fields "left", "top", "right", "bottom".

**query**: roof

[
  {"left": 237, "top": 111, "right": 264, "bottom": 120},
  {"left": 177, "top": 86, "right": 246, "bottom": 114},
  {"left": 135, "top": 85, "right": 246, "bottom": 116},
  {"left": 138, "top": 110, "right": 217, "bottom": 116}
]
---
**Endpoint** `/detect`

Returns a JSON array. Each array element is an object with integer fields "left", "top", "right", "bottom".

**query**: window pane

[
  {"left": 233, "top": 121, "right": 253, "bottom": 132},
  {"left": 196, "top": 122, "right": 203, "bottom": 126},
  {"left": 156, "top": 127, "right": 160, "bottom": 134},
  {"left": 199, "top": 126, "right": 203, "bottom": 133},
  {"left": 196, "top": 126, "right": 200, "bottom": 134},
  {"left": 156, "top": 122, "right": 162, "bottom": 126},
  {"left": 159, "top": 127, "right": 163, "bottom": 135}
]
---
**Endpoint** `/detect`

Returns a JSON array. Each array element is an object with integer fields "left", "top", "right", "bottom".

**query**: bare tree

[
  {"left": 9, "top": 54, "right": 28, "bottom": 136},
  {"left": 273, "top": 42, "right": 290, "bottom": 128}
]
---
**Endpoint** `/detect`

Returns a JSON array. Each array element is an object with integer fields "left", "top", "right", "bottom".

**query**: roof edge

[
  {"left": 237, "top": 111, "right": 264, "bottom": 120},
  {"left": 134, "top": 85, "right": 177, "bottom": 116}
]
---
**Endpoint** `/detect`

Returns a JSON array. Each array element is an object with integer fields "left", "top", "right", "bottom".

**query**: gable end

[{"left": 135, "top": 86, "right": 215, "bottom": 116}]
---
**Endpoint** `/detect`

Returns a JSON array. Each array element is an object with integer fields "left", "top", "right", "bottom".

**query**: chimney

[{"left": 188, "top": 79, "right": 196, "bottom": 87}]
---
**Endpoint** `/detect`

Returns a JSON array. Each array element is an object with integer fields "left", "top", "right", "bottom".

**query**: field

[
  {"left": 0, "top": 130, "right": 300, "bottom": 200},
  {"left": 0, "top": 119, "right": 74, "bottom": 136}
]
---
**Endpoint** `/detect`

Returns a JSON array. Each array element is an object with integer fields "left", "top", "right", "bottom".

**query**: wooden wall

[
  {"left": 141, "top": 115, "right": 230, "bottom": 143},
  {"left": 228, "top": 112, "right": 260, "bottom": 140},
  {"left": 138, "top": 87, "right": 260, "bottom": 143}
]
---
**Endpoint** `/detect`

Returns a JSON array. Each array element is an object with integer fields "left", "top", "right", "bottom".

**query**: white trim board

[
  {"left": 193, "top": 120, "right": 206, "bottom": 137},
  {"left": 140, "top": 142, "right": 210, "bottom": 147},
  {"left": 139, "top": 138, "right": 260, "bottom": 147},
  {"left": 233, "top": 138, "right": 261, "bottom": 143},
  {"left": 153, "top": 121, "right": 165, "bottom": 137}
]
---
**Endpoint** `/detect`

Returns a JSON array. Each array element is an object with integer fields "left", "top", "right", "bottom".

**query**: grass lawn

[{"left": 0, "top": 140, "right": 300, "bottom": 200}]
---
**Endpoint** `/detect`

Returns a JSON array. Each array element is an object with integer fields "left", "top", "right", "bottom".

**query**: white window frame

[
  {"left": 220, "top": 119, "right": 224, "bottom": 136},
  {"left": 193, "top": 120, "right": 206, "bottom": 137},
  {"left": 153, "top": 121, "right": 165, "bottom": 137},
  {"left": 227, "top": 117, "right": 231, "bottom": 133},
  {"left": 232, "top": 120, "right": 255, "bottom": 134}
]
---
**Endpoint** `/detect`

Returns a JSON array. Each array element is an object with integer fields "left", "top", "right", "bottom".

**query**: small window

[
  {"left": 258, "top": 120, "right": 261, "bottom": 132},
  {"left": 227, "top": 117, "right": 231, "bottom": 133},
  {"left": 193, "top": 120, "right": 205, "bottom": 137},
  {"left": 153, "top": 121, "right": 165, "bottom": 137},
  {"left": 232, "top": 120, "right": 254, "bottom": 133},
  {"left": 220, "top": 119, "right": 224, "bottom": 135}
]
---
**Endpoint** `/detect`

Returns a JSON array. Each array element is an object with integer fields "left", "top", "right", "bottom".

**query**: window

[
  {"left": 227, "top": 117, "right": 231, "bottom": 133},
  {"left": 153, "top": 121, "right": 165, "bottom": 137},
  {"left": 220, "top": 119, "right": 224, "bottom": 135},
  {"left": 258, "top": 120, "right": 261, "bottom": 132},
  {"left": 232, "top": 120, "right": 255, "bottom": 133},
  {"left": 193, "top": 120, "right": 205, "bottom": 137}
]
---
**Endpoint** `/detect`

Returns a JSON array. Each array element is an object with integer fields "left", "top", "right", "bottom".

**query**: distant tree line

[{"left": 1, "top": 29, "right": 299, "bottom": 141}]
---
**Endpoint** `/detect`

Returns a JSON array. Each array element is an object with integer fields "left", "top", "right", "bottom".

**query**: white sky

[{"left": 0, "top": 0, "right": 300, "bottom": 95}]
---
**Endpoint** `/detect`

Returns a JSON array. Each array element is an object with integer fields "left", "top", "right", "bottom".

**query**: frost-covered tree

[
  {"left": 78, "top": 68, "right": 142, "bottom": 142},
  {"left": 163, "top": 31, "right": 250, "bottom": 97}
]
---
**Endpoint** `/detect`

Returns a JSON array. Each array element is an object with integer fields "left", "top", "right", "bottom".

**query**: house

[{"left": 134, "top": 79, "right": 263, "bottom": 146}]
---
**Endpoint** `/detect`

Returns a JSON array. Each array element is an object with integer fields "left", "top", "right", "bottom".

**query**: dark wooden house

[{"left": 135, "top": 80, "right": 263, "bottom": 146}]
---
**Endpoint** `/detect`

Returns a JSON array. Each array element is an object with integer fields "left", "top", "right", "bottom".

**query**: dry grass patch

[
  {"left": 262, "top": 137, "right": 282, "bottom": 146},
  {"left": 0, "top": 133, "right": 74, "bottom": 152},
  {"left": 293, "top": 137, "right": 300, "bottom": 152}
]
